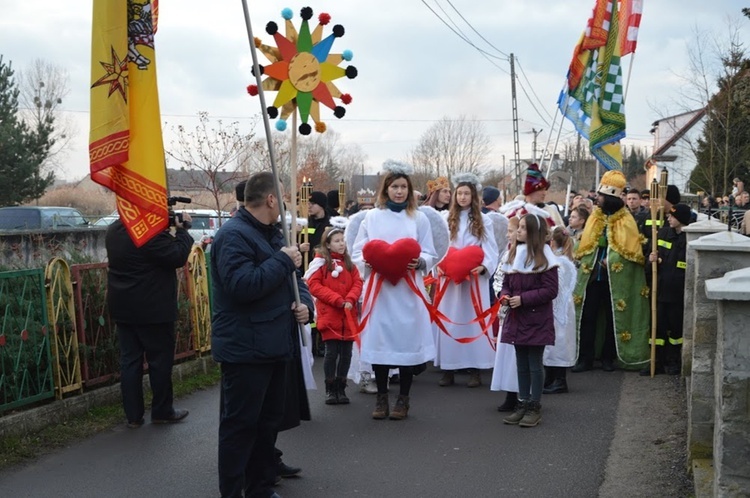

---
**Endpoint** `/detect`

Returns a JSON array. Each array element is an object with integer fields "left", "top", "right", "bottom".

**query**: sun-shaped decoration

[{"left": 246, "top": 6, "right": 357, "bottom": 135}]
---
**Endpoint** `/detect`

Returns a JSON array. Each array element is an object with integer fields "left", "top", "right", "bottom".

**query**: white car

[{"left": 178, "top": 209, "right": 231, "bottom": 246}]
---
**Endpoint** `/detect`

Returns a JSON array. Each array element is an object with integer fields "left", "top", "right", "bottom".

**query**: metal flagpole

[{"left": 240, "top": 0, "right": 303, "bottom": 310}]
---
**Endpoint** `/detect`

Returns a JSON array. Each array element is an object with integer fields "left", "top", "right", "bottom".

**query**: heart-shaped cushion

[
  {"left": 439, "top": 246, "right": 485, "bottom": 283},
  {"left": 362, "top": 238, "right": 421, "bottom": 285}
]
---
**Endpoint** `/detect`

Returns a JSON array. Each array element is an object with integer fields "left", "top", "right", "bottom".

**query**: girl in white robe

[
  {"left": 434, "top": 176, "right": 499, "bottom": 387},
  {"left": 352, "top": 162, "right": 437, "bottom": 420}
]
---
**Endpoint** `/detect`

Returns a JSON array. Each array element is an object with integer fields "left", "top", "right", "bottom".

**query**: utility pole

[
  {"left": 510, "top": 54, "right": 521, "bottom": 195},
  {"left": 531, "top": 128, "right": 543, "bottom": 164}
]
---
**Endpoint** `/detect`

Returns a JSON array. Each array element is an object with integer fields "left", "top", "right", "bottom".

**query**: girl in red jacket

[
  {"left": 498, "top": 214, "right": 559, "bottom": 427},
  {"left": 305, "top": 226, "right": 364, "bottom": 405}
]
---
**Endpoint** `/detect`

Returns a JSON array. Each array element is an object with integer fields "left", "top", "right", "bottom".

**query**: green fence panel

[{"left": 0, "top": 268, "right": 55, "bottom": 413}]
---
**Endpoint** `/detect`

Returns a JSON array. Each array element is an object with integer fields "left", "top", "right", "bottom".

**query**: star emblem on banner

[{"left": 92, "top": 46, "right": 129, "bottom": 102}]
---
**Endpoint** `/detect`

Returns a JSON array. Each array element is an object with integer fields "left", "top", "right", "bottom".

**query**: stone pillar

[
  {"left": 682, "top": 220, "right": 727, "bottom": 375},
  {"left": 687, "top": 232, "right": 750, "bottom": 462},
  {"left": 705, "top": 267, "right": 750, "bottom": 497}
]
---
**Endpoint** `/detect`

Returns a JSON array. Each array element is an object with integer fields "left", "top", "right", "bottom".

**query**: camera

[{"left": 167, "top": 196, "right": 192, "bottom": 229}]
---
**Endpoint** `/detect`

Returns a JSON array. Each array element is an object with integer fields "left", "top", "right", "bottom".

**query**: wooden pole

[{"left": 649, "top": 178, "right": 659, "bottom": 378}]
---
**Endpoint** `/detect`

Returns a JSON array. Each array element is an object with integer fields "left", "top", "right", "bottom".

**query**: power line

[
  {"left": 514, "top": 76, "right": 551, "bottom": 129},
  {"left": 515, "top": 57, "right": 555, "bottom": 122},
  {"left": 420, "top": 0, "right": 510, "bottom": 75},
  {"left": 444, "top": 0, "right": 509, "bottom": 59}
]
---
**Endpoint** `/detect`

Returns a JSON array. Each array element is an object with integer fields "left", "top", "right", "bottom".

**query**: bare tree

[
  {"left": 17, "top": 59, "right": 75, "bottom": 177},
  {"left": 166, "top": 112, "right": 258, "bottom": 215},
  {"left": 410, "top": 115, "right": 491, "bottom": 180}
]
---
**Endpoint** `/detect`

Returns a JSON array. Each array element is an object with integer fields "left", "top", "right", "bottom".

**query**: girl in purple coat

[{"left": 498, "top": 214, "right": 559, "bottom": 427}]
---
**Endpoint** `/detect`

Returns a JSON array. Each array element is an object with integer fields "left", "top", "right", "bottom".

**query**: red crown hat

[{"left": 523, "top": 163, "right": 550, "bottom": 196}]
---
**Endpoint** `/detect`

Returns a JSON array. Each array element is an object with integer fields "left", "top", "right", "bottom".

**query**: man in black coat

[
  {"left": 211, "top": 172, "right": 313, "bottom": 498},
  {"left": 106, "top": 215, "right": 194, "bottom": 428}
]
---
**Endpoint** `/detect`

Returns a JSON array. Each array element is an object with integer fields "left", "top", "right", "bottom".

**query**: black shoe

[
  {"left": 126, "top": 418, "right": 145, "bottom": 429},
  {"left": 497, "top": 392, "right": 518, "bottom": 412},
  {"left": 151, "top": 408, "right": 189, "bottom": 424},
  {"left": 601, "top": 360, "right": 616, "bottom": 372},
  {"left": 542, "top": 378, "right": 568, "bottom": 394},
  {"left": 665, "top": 364, "right": 681, "bottom": 375},
  {"left": 571, "top": 361, "right": 593, "bottom": 373},
  {"left": 277, "top": 462, "right": 301, "bottom": 478}
]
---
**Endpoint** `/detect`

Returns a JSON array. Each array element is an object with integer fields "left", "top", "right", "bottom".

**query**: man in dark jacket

[
  {"left": 106, "top": 215, "right": 194, "bottom": 428},
  {"left": 211, "top": 171, "right": 312, "bottom": 498}
]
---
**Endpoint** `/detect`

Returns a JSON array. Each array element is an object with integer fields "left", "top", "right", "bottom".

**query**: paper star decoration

[{"left": 246, "top": 6, "right": 357, "bottom": 135}]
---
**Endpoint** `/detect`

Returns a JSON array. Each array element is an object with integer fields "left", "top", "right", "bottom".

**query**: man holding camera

[{"left": 106, "top": 211, "right": 194, "bottom": 428}]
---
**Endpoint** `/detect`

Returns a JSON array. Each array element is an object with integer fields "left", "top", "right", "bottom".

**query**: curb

[{"left": 0, "top": 357, "right": 217, "bottom": 439}]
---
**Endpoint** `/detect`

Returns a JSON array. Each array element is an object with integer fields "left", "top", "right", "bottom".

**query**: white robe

[
  {"left": 434, "top": 211, "right": 499, "bottom": 370},
  {"left": 352, "top": 208, "right": 437, "bottom": 366},
  {"left": 543, "top": 251, "right": 578, "bottom": 367}
]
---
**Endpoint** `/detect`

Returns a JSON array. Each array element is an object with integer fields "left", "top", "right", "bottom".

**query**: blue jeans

[{"left": 515, "top": 345, "right": 545, "bottom": 402}]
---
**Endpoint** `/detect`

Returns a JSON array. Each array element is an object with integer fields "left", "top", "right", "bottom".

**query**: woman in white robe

[
  {"left": 351, "top": 161, "right": 437, "bottom": 420},
  {"left": 434, "top": 176, "right": 499, "bottom": 387}
]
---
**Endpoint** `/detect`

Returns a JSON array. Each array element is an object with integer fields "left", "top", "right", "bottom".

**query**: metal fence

[{"left": 0, "top": 246, "right": 212, "bottom": 414}]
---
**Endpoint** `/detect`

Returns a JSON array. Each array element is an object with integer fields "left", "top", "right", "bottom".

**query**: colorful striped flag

[
  {"left": 558, "top": 0, "right": 627, "bottom": 171},
  {"left": 89, "top": 0, "right": 168, "bottom": 247},
  {"left": 619, "top": 0, "right": 643, "bottom": 56}
]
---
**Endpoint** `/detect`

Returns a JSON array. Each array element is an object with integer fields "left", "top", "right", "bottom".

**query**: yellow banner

[{"left": 89, "top": 0, "right": 168, "bottom": 247}]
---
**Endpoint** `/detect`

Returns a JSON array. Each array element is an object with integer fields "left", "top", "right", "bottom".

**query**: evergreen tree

[{"left": 0, "top": 56, "right": 55, "bottom": 205}]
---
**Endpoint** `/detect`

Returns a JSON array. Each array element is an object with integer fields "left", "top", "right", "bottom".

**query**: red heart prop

[
  {"left": 362, "top": 238, "right": 421, "bottom": 285},
  {"left": 439, "top": 246, "right": 485, "bottom": 283}
]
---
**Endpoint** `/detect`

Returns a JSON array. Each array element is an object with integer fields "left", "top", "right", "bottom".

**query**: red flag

[{"left": 619, "top": 0, "right": 643, "bottom": 56}]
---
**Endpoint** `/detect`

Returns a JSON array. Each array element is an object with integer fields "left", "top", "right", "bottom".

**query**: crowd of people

[{"left": 108, "top": 162, "right": 709, "bottom": 497}]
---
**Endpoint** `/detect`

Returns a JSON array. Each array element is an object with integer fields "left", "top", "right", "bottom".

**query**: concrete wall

[{"left": 0, "top": 227, "right": 108, "bottom": 269}]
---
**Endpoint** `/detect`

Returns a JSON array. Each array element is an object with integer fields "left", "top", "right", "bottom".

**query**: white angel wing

[
  {"left": 552, "top": 255, "right": 577, "bottom": 327},
  {"left": 418, "top": 205, "right": 450, "bottom": 263},
  {"left": 344, "top": 210, "right": 367, "bottom": 254},
  {"left": 486, "top": 211, "right": 509, "bottom": 253}
]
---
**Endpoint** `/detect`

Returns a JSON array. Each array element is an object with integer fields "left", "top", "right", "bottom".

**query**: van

[{"left": 0, "top": 206, "right": 89, "bottom": 230}]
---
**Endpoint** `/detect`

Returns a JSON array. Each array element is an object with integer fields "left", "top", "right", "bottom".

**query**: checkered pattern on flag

[
  {"left": 89, "top": 0, "right": 169, "bottom": 247},
  {"left": 558, "top": 0, "right": 626, "bottom": 171}
]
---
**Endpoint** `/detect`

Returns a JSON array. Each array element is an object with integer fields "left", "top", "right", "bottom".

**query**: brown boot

[
  {"left": 467, "top": 369, "right": 482, "bottom": 388},
  {"left": 372, "top": 393, "right": 389, "bottom": 419},
  {"left": 519, "top": 401, "right": 542, "bottom": 427},
  {"left": 389, "top": 395, "right": 410, "bottom": 420},
  {"left": 324, "top": 379, "right": 338, "bottom": 405},
  {"left": 438, "top": 371, "right": 455, "bottom": 386},
  {"left": 502, "top": 400, "right": 528, "bottom": 425}
]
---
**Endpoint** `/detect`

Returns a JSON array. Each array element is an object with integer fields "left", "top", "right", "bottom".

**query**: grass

[{"left": 0, "top": 364, "right": 221, "bottom": 471}]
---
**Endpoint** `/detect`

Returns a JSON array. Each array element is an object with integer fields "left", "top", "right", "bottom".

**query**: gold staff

[
  {"left": 299, "top": 177, "right": 311, "bottom": 271},
  {"left": 649, "top": 168, "right": 668, "bottom": 377},
  {"left": 338, "top": 179, "right": 346, "bottom": 216}
]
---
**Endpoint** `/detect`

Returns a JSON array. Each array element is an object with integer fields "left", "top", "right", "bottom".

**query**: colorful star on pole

[{"left": 246, "top": 6, "right": 357, "bottom": 135}]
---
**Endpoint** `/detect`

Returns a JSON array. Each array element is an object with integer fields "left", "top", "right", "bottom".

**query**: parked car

[
  {"left": 0, "top": 206, "right": 89, "bottom": 230},
  {"left": 179, "top": 209, "right": 231, "bottom": 246},
  {"left": 92, "top": 210, "right": 119, "bottom": 226}
]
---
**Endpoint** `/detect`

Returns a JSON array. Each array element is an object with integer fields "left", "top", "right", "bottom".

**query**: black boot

[
  {"left": 543, "top": 368, "right": 568, "bottom": 394},
  {"left": 497, "top": 391, "right": 518, "bottom": 412},
  {"left": 325, "top": 379, "right": 338, "bottom": 405},
  {"left": 336, "top": 377, "right": 350, "bottom": 404},
  {"left": 543, "top": 367, "right": 554, "bottom": 388}
]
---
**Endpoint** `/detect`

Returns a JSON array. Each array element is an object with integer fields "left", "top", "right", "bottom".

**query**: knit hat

[
  {"left": 482, "top": 186, "right": 501, "bottom": 205},
  {"left": 597, "top": 170, "right": 627, "bottom": 198},
  {"left": 523, "top": 163, "right": 550, "bottom": 195},
  {"left": 235, "top": 180, "right": 247, "bottom": 202},
  {"left": 670, "top": 203, "right": 691, "bottom": 226},
  {"left": 427, "top": 176, "right": 450, "bottom": 194},
  {"left": 310, "top": 191, "right": 327, "bottom": 208},
  {"left": 665, "top": 185, "right": 681, "bottom": 205},
  {"left": 327, "top": 190, "right": 340, "bottom": 210}
]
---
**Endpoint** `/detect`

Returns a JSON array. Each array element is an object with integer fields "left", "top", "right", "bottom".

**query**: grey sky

[{"left": 1, "top": 0, "right": 748, "bottom": 181}]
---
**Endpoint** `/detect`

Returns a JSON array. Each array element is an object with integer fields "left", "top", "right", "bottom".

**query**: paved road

[{"left": 0, "top": 364, "right": 623, "bottom": 497}]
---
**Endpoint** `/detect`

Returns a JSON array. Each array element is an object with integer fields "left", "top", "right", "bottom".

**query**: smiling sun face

[{"left": 248, "top": 7, "right": 357, "bottom": 135}]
